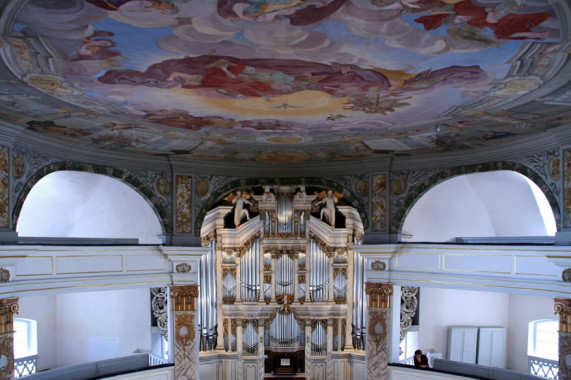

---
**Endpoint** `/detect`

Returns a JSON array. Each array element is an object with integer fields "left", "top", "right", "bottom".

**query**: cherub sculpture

[
  {"left": 226, "top": 191, "right": 253, "bottom": 227},
  {"left": 314, "top": 189, "right": 343, "bottom": 227}
]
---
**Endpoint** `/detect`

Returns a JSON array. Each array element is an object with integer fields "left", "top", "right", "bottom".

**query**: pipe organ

[{"left": 200, "top": 185, "right": 365, "bottom": 378}]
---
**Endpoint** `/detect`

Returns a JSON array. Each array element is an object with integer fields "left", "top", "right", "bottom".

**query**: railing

[
  {"left": 148, "top": 353, "right": 168, "bottom": 367},
  {"left": 18, "top": 353, "right": 172, "bottom": 380},
  {"left": 15, "top": 355, "right": 37, "bottom": 378},
  {"left": 400, "top": 356, "right": 414, "bottom": 365},
  {"left": 529, "top": 356, "right": 559, "bottom": 379}
]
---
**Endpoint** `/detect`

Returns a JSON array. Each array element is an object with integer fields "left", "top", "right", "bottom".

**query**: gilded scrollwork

[
  {"left": 176, "top": 263, "right": 192, "bottom": 273},
  {"left": 554, "top": 298, "right": 571, "bottom": 334},
  {"left": 563, "top": 268, "right": 571, "bottom": 283},
  {"left": 311, "top": 319, "right": 327, "bottom": 332},
  {"left": 368, "top": 309, "right": 389, "bottom": 350},
  {"left": 227, "top": 233, "right": 261, "bottom": 258},
  {"left": 309, "top": 233, "right": 338, "bottom": 257},
  {"left": 175, "top": 313, "right": 195, "bottom": 357},
  {"left": 0, "top": 298, "right": 18, "bottom": 335},
  {"left": 170, "top": 285, "right": 199, "bottom": 312},
  {"left": 0, "top": 269, "right": 9, "bottom": 283},
  {"left": 371, "top": 260, "right": 386, "bottom": 271},
  {"left": 365, "top": 283, "right": 392, "bottom": 309}
]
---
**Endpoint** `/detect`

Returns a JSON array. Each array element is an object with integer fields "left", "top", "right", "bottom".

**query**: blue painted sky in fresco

[
  {"left": 91, "top": 13, "right": 521, "bottom": 80},
  {"left": 311, "top": 19, "right": 521, "bottom": 78}
]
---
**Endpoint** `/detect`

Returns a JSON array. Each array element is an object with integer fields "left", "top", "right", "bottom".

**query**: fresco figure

[
  {"left": 318, "top": 190, "right": 337, "bottom": 227},
  {"left": 415, "top": 0, "right": 552, "bottom": 41},
  {"left": 233, "top": 191, "right": 253, "bottom": 227},
  {"left": 218, "top": 0, "right": 348, "bottom": 25}
]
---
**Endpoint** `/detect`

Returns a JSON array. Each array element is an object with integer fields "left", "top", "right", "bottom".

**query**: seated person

[{"left": 414, "top": 349, "right": 429, "bottom": 368}]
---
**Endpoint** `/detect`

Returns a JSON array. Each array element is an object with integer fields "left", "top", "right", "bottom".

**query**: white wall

[
  {"left": 56, "top": 288, "right": 151, "bottom": 367},
  {"left": 416, "top": 287, "right": 555, "bottom": 373},
  {"left": 18, "top": 295, "right": 58, "bottom": 371},
  {"left": 417, "top": 287, "right": 510, "bottom": 356},
  {"left": 507, "top": 294, "right": 555, "bottom": 373},
  {"left": 402, "top": 171, "right": 556, "bottom": 242},
  {"left": 19, "top": 288, "right": 152, "bottom": 369},
  {"left": 17, "top": 171, "right": 163, "bottom": 244}
]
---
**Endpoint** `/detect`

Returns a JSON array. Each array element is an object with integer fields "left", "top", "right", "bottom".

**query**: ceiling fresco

[{"left": 0, "top": 0, "right": 569, "bottom": 162}]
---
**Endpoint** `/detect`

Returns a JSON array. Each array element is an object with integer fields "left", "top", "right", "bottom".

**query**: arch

[
  {"left": 392, "top": 162, "right": 560, "bottom": 235},
  {"left": 13, "top": 162, "right": 170, "bottom": 236},
  {"left": 194, "top": 177, "right": 368, "bottom": 234}
]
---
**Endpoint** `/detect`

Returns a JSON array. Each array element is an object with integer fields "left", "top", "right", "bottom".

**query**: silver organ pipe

[
  {"left": 198, "top": 239, "right": 218, "bottom": 351},
  {"left": 309, "top": 240, "right": 329, "bottom": 302},
  {"left": 269, "top": 312, "right": 302, "bottom": 347},
  {"left": 241, "top": 239, "right": 260, "bottom": 302},
  {"left": 243, "top": 322, "right": 258, "bottom": 356},
  {"left": 311, "top": 322, "right": 327, "bottom": 356},
  {"left": 276, "top": 254, "right": 294, "bottom": 297},
  {"left": 278, "top": 196, "right": 293, "bottom": 233},
  {"left": 333, "top": 272, "right": 346, "bottom": 301},
  {"left": 352, "top": 250, "right": 366, "bottom": 350}
]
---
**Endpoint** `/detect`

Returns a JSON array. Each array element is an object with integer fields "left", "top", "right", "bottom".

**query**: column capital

[
  {"left": 365, "top": 283, "right": 392, "bottom": 309},
  {"left": 170, "top": 285, "right": 199, "bottom": 312},
  {"left": 0, "top": 298, "right": 18, "bottom": 335},
  {"left": 554, "top": 298, "right": 571, "bottom": 334}
]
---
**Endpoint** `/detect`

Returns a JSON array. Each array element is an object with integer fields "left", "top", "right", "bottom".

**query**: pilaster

[
  {"left": 170, "top": 285, "right": 199, "bottom": 380},
  {"left": 365, "top": 283, "right": 392, "bottom": 380},
  {"left": 554, "top": 298, "right": 571, "bottom": 380},
  {"left": 0, "top": 298, "right": 18, "bottom": 380}
]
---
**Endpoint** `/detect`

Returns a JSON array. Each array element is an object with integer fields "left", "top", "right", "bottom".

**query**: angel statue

[
  {"left": 315, "top": 189, "right": 343, "bottom": 227},
  {"left": 227, "top": 190, "right": 253, "bottom": 227}
]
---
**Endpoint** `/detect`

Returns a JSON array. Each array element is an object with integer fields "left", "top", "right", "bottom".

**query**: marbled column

[
  {"left": 554, "top": 298, "right": 571, "bottom": 380},
  {"left": 0, "top": 298, "right": 18, "bottom": 380},
  {"left": 327, "top": 319, "right": 333, "bottom": 380},
  {"left": 236, "top": 320, "right": 243, "bottom": 380},
  {"left": 258, "top": 323, "right": 265, "bottom": 380},
  {"left": 305, "top": 321, "right": 312, "bottom": 379},
  {"left": 365, "top": 283, "right": 393, "bottom": 380},
  {"left": 170, "top": 285, "right": 199, "bottom": 380}
]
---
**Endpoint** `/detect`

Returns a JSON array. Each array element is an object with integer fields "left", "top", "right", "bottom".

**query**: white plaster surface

[
  {"left": 17, "top": 171, "right": 162, "bottom": 244},
  {"left": 402, "top": 171, "right": 556, "bottom": 242}
]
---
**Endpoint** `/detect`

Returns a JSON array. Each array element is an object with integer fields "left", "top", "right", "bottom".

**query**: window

[
  {"left": 528, "top": 319, "right": 558, "bottom": 360},
  {"left": 528, "top": 320, "right": 559, "bottom": 379},
  {"left": 399, "top": 328, "right": 419, "bottom": 361},
  {"left": 14, "top": 318, "right": 37, "bottom": 359}
]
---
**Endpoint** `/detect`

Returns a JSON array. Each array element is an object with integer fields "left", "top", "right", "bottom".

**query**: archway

[
  {"left": 401, "top": 170, "right": 556, "bottom": 242},
  {"left": 17, "top": 171, "right": 163, "bottom": 244}
]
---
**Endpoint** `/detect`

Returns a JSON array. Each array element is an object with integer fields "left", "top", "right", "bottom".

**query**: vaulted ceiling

[{"left": 0, "top": 0, "right": 569, "bottom": 166}]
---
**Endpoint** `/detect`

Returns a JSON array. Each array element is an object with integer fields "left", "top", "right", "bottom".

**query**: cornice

[{"left": 6, "top": 122, "right": 571, "bottom": 176}]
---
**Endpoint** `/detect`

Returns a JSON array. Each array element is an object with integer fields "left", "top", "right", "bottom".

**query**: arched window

[
  {"left": 402, "top": 171, "right": 556, "bottom": 242},
  {"left": 17, "top": 171, "right": 162, "bottom": 244},
  {"left": 14, "top": 318, "right": 37, "bottom": 378}
]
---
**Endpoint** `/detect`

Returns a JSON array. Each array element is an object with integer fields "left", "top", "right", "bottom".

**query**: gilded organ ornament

[{"left": 175, "top": 313, "right": 196, "bottom": 357}]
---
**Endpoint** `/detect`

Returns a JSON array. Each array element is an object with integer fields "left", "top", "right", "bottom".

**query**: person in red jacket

[{"left": 414, "top": 349, "right": 429, "bottom": 368}]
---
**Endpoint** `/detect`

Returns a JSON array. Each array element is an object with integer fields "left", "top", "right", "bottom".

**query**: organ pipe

[
  {"left": 198, "top": 238, "right": 217, "bottom": 351},
  {"left": 241, "top": 239, "right": 260, "bottom": 302},
  {"left": 309, "top": 240, "right": 328, "bottom": 302}
]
